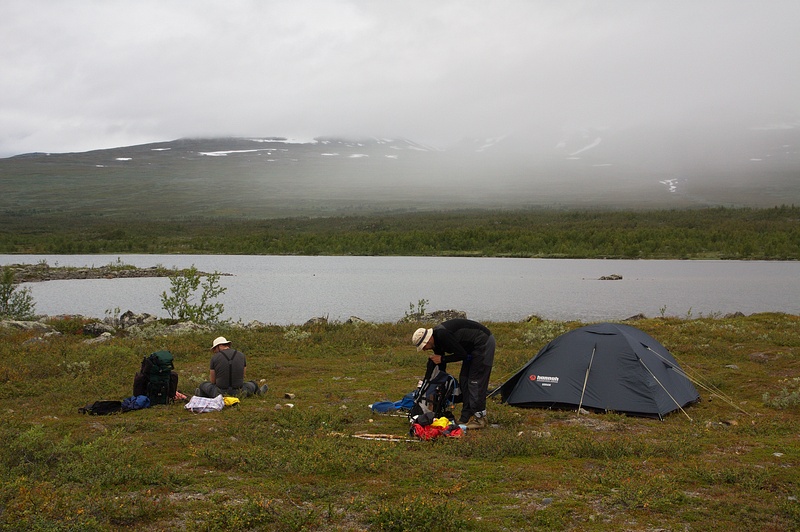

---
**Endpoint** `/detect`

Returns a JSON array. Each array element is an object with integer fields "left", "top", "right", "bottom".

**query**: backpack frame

[
  {"left": 408, "top": 367, "right": 461, "bottom": 422},
  {"left": 134, "top": 350, "right": 177, "bottom": 405}
]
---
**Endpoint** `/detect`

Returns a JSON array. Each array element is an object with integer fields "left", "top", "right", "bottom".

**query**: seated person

[{"left": 194, "top": 336, "right": 268, "bottom": 398}]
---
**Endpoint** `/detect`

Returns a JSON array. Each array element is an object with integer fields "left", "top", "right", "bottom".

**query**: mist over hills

[{"left": 2, "top": 122, "right": 798, "bottom": 219}]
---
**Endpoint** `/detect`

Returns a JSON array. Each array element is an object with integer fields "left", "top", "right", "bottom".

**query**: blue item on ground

[
  {"left": 121, "top": 395, "right": 151, "bottom": 411},
  {"left": 370, "top": 392, "right": 415, "bottom": 413}
]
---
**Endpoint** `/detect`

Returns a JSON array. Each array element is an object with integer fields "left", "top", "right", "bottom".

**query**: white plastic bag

[{"left": 184, "top": 394, "right": 225, "bottom": 413}]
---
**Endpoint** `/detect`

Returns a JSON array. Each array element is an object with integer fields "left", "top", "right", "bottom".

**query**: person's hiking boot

[
  {"left": 465, "top": 416, "right": 487, "bottom": 430},
  {"left": 258, "top": 383, "right": 269, "bottom": 395}
]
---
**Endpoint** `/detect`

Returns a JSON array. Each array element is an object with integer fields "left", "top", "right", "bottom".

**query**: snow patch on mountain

[
  {"left": 475, "top": 136, "right": 507, "bottom": 152},
  {"left": 199, "top": 149, "right": 269, "bottom": 157},
  {"left": 246, "top": 137, "right": 319, "bottom": 144},
  {"left": 568, "top": 137, "right": 602, "bottom": 156}
]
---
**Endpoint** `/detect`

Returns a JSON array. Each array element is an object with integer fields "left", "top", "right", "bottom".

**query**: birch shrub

[
  {"left": 0, "top": 266, "right": 36, "bottom": 320},
  {"left": 160, "top": 265, "right": 226, "bottom": 324}
]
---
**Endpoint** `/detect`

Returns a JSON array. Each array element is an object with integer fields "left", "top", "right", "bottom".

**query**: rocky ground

[{"left": 5, "top": 263, "right": 219, "bottom": 282}]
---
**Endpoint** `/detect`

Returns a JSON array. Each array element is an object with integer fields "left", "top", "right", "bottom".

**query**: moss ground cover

[{"left": 0, "top": 313, "right": 798, "bottom": 530}]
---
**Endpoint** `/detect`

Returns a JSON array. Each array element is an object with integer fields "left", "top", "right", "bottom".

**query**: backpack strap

[{"left": 221, "top": 349, "right": 238, "bottom": 391}]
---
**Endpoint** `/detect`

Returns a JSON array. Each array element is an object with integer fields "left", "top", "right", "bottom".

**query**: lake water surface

[{"left": 2, "top": 254, "right": 798, "bottom": 325}]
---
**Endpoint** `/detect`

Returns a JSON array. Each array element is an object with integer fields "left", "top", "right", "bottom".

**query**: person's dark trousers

[
  {"left": 457, "top": 334, "right": 495, "bottom": 423},
  {"left": 197, "top": 380, "right": 259, "bottom": 398},
  {"left": 458, "top": 361, "right": 492, "bottom": 423}
]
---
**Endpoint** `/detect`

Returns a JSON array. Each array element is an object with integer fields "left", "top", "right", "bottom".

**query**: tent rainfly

[{"left": 491, "top": 323, "right": 700, "bottom": 419}]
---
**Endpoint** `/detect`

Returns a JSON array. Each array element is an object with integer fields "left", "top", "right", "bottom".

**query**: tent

[{"left": 491, "top": 323, "right": 700, "bottom": 419}]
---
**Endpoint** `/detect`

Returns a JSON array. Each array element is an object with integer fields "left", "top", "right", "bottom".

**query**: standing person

[
  {"left": 195, "top": 336, "right": 268, "bottom": 398},
  {"left": 412, "top": 319, "right": 495, "bottom": 429}
]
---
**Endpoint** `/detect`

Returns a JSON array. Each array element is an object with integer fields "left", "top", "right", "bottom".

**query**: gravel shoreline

[{"left": 5, "top": 263, "right": 220, "bottom": 283}]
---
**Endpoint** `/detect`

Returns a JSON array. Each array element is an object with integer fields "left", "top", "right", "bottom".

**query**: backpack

[
  {"left": 408, "top": 367, "right": 461, "bottom": 422},
  {"left": 134, "top": 350, "right": 177, "bottom": 405},
  {"left": 79, "top": 400, "right": 123, "bottom": 415}
]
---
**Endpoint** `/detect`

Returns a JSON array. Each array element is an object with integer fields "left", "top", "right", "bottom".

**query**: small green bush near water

[
  {"left": 160, "top": 265, "right": 226, "bottom": 324},
  {"left": 0, "top": 266, "right": 36, "bottom": 320},
  {"left": 0, "top": 313, "right": 798, "bottom": 530}
]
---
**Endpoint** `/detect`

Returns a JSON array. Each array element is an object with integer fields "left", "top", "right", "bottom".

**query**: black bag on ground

[
  {"left": 408, "top": 368, "right": 461, "bottom": 422},
  {"left": 79, "top": 400, "right": 123, "bottom": 415},
  {"left": 134, "top": 350, "right": 178, "bottom": 405}
]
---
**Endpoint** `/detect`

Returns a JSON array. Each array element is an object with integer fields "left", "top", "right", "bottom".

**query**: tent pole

[
  {"left": 638, "top": 357, "right": 693, "bottom": 421},
  {"left": 577, "top": 345, "right": 596, "bottom": 415}
]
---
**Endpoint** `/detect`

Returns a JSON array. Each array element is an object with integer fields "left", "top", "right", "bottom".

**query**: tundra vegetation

[
  {"left": 1, "top": 205, "right": 798, "bottom": 259},
  {"left": 1, "top": 205, "right": 798, "bottom": 529},
  {"left": 0, "top": 313, "right": 798, "bottom": 530}
]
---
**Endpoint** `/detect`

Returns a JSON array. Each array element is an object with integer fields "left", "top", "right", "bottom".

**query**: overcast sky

[{"left": 1, "top": 0, "right": 799, "bottom": 157}]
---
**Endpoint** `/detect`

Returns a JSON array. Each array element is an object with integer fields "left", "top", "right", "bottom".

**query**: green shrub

[
  {"left": 0, "top": 266, "right": 36, "bottom": 320},
  {"left": 763, "top": 377, "right": 800, "bottom": 409},
  {"left": 521, "top": 320, "right": 572, "bottom": 348},
  {"left": 283, "top": 327, "right": 312, "bottom": 341},
  {"left": 160, "top": 265, "right": 226, "bottom": 323}
]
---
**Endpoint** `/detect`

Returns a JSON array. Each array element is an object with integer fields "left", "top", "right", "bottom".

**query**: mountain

[{"left": 2, "top": 125, "right": 798, "bottom": 219}]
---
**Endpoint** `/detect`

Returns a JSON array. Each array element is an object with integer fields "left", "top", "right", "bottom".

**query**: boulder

[
  {"left": 83, "top": 321, "right": 117, "bottom": 337},
  {"left": 84, "top": 332, "right": 113, "bottom": 344},
  {"left": 0, "top": 320, "right": 57, "bottom": 333},
  {"left": 624, "top": 313, "right": 647, "bottom": 321},
  {"left": 164, "top": 321, "right": 212, "bottom": 334},
  {"left": 119, "top": 311, "right": 158, "bottom": 328},
  {"left": 399, "top": 309, "right": 467, "bottom": 324}
]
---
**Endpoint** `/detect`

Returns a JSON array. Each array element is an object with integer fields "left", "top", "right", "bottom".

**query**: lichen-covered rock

[
  {"left": 0, "top": 320, "right": 58, "bottom": 333},
  {"left": 398, "top": 309, "right": 467, "bottom": 324},
  {"left": 83, "top": 321, "right": 117, "bottom": 337}
]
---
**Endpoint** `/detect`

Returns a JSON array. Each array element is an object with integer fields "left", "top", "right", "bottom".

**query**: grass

[{"left": 1, "top": 313, "right": 798, "bottom": 530}]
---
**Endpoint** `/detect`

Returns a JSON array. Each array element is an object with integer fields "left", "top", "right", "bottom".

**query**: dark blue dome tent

[{"left": 490, "top": 323, "right": 700, "bottom": 419}]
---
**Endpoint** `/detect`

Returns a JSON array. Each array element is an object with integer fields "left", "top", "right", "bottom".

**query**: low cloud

[{"left": 1, "top": 0, "right": 799, "bottom": 157}]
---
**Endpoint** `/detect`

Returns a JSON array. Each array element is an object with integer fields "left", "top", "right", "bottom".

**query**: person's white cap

[
  {"left": 412, "top": 328, "right": 433, "bottom": 351},
  {"left": 211, "top": 336, "right": 231, "bottom": 349}
]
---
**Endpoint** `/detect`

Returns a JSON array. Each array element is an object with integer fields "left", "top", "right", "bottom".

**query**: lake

[{"left": 2, "top": 254, "right": 798, "bottom": 325}]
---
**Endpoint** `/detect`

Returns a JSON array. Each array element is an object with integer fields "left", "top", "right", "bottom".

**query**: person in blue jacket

[{"left": 412, "top": 319, "right": 495, "bottom": 429}]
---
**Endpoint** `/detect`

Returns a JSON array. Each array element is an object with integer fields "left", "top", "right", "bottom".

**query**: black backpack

[
  {"left": 408, "top": 368, "right": 461, "bottom": 422},
  {"left": 134, "top": 350, "right": 177, "bottom": 405},
  {"left": 79, "top": 400, "right": 123, "bottom": 415}
]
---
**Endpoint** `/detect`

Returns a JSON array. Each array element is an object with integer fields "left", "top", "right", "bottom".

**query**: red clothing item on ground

[{"left": 412, "top": 422, "right": 464, "bottom": 440}]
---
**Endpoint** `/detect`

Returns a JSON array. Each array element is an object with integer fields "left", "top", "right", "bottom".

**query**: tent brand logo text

[{"left": 530, "top": 375, "right": 559, "bottom": 384}]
